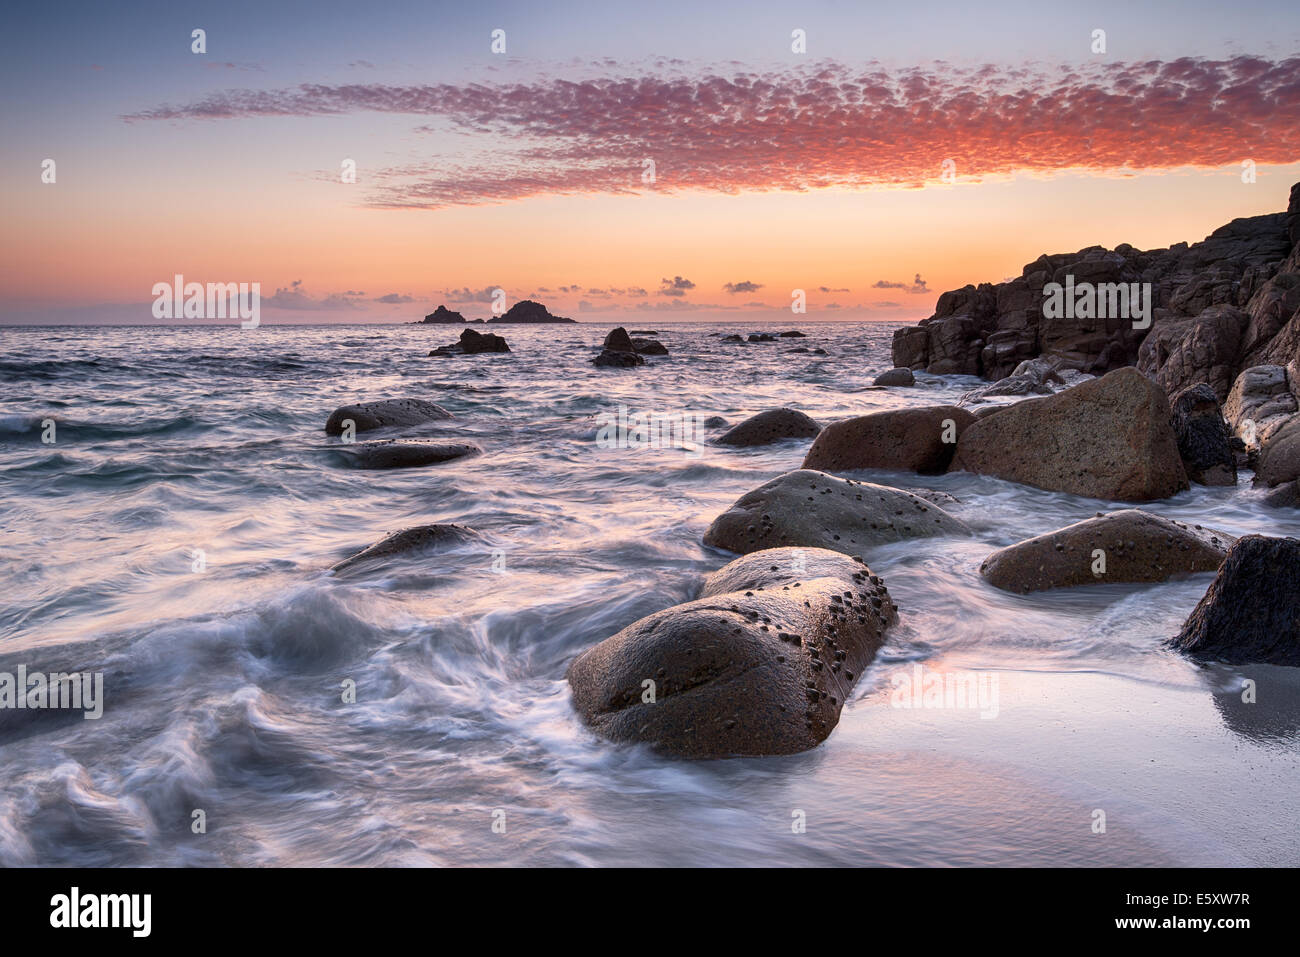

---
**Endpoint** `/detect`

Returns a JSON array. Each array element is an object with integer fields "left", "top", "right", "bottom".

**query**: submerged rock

[
  {"left": 429, "top": 328, "right": 510, "bottom": 356},
  {"left": 780, "top": 330, "right": 807, "bottom": 338},
  {"left": 950, "top": 367, "right": 1189, "bottom": 501},
  {"left": 802, "top": 406, "right": 975, "bottom": 475},
  {"left": 872, "top": 368, "right": 915, "bottom": 387},
  {"left": 566, "top": 547, "right": 898, "bottom": 757},
  {"left": 1170, "top": 383, "right": 1237, "bottom": 486},
  {"left": 339, "top": 440, "right": 482, "bottom": 469},
  {"left": 979, "top": 509, "right": 1232, "bottom": 593},
  {"left": 324, "top": 398, "right": 452, "bottom": 435},
  {"left": 716, "top": 408, "right": 821, "bottom": 447},
  {"left": 593, "top": 327, "right": 647, "bottom": 367},
  {"left": 1168, "top": 535, "right": 1300, "bottom": 665},
  {"left": 332, "top": 523, "right": 486, "bottom": 572},
  {"left": 703, "top": 468, "right": 970, "bottom": 559},
  {"left": 631, "top": 337, "right": 668, "bottom": 356}
]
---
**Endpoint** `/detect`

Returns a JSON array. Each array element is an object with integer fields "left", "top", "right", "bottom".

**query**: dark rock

[
  {"left": 950, "top": 367, "right": 1189, "bottom": 501},
  {"left": 703, "top": 468, "right": 970, "bottom": 559},
  {"left": 630, "top": 330, "right": 658, "bottom": 335},
  {"left": 1136, "top": 304, "right": 1248, "bottom": 401},
  {"left": 1168, "top": 535, "right": 1300, "bottom": 665},
  {"left": 1263, "top": 480, "right": 1300, "bottom": 507},
  {"left": 339, "top": 440, "right": 482, "bottom": 469},
  {"left": 488, "top": 299, "right": 575, "bottom": 323},
  {"left": 332, "top": 523, "right": 486, "bottom": 572},
  {"left": 429, "top": 328, "right": 510, "bottom": 356},
  {"left": 324, "top": 398, "right": 452, "bottom": 435},
  {"left": 1170, "top": 384, "right": 1237, "bottom": 485},
  {"left": 419, "top": 305, "right": 466, "bottom": 324},
  {"left": 566, "top": 547, "right": 897, "bottom": 757},
  {"left": 980, "top": 509, "right": 1232, "bottom": 593},
  {"left": 602, "top": 327, "right": 636, "bottom": 352},
  {"left": 748, "top": 333, "right": 777, "bottom": 342},
  {"left": 592, "top": 349, "right": 645, "bottom": 368},
  {"left": 779, "top": 330, "right": 807, "bottom": 338},
  {"left": 803, "top": 406, "right": 975, "bottom": 475},
  {"left": 704, "top": 416, "right": 729, "bottom": 429},
  {"left": 716, "top": 408, "right": 821, "bottom": 446},
  {"left": 631, "top": 337, "right": 668, "bottom": 356},
  {"left": 721, "top": 334, "right": 744, "bottom": 342},
  {"left": 873, "top": 367, "right": 915, "bottom": 387}
]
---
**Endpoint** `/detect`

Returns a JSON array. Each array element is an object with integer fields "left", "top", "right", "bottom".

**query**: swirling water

[{"left": 0, "top": 320, "right": 1297, "bottom": 867}]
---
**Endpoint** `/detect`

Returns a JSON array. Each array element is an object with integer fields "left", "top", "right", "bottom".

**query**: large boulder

[
  {"left": 602, "top": 327, "right": 636, "bottom": 352},
  {"left": 979, "top": 509, "right": 1232, "bottom": 593},
  {"left": 593, "top": 327, "right": 646, "bottom": 366},
  {"left": 703, "top": 468, "right": 970, "bottom": 559},
  {"left": 566, "top": 547, "right": 897, "bottom": 757},
  {"left": 716, "top": 408, "right": 821, "bottom": 447},
  {"left": 333, "top": 523, "right": 486, "bottom": 572},
  {"left": 1169, "top": 384, "right": 1237, "bottom": 486},
  {"left": 632, "top": 337, "right": 668, "bottom": 356},
  {"left": 1256, "top": 416, "right": 1300, "bottom": 487},
  {"left": 324, "top": 398, "right": 452, "bottom": 435},
  {"left": 802, "top": 406, "right": 974, "bottom": 475},
  {"left": 1168, "top": 535, "right": 1300, "bottom": 665},
  {"left": 873, "top": 368, "right": 915, "bottom": 387},
  {"left": 338, "top": 440, "right": 482, "bottom": 469},
  {"left": 950, "top": 367, "right": 1190, "bottom": 501},
  {"left": 1223, "top": 365, "right": 1297, "bottom": 447}
]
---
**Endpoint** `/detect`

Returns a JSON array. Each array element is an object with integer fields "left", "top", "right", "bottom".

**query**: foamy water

[{"left": 1, "top": 321, "right": 1297, "bottom": 866}]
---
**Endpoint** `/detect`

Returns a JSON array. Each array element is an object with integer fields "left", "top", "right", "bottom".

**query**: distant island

[{"left": 416, "top": 300, "right": 576, "bottom": 324}]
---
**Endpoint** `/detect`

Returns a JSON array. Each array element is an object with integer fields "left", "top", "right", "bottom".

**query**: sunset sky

[{"left": 3, "top": 0, "right": 1299, "bottom": 324}]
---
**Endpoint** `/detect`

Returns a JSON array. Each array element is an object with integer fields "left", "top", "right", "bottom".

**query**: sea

[{"left": 1, "top": 320, "right": 1297, "bottom": 866}]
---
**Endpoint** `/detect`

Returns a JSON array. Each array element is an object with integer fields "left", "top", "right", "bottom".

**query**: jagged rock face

[
  {"left": 1169, "top": 535, "right": 1300, "bottom": 666},
  {"left": 1169, "top": 384, "right": 1237, "bottom": 486},
  {"left": 703, "top": 469, "right": 970, "bottom": 559},
  {"left": 566, "top": 547, "right": 898, "bottom": 757},
  {"left": 1136, "top": 305, "right": 1248, "bottom": 401},
  {"left": 716, "top": 408, "right": 821, "bottom": 447},
  {"left": 950, "top": 367, "right": 1189, "bottom": 502},
  {"left": 324, "top": 398, "right": 453, "bottom": 435},
  {"left": 891, "top": 186, "right": 1299, "bottom": 393},
  {"left": 802, "top": 406, "right": 974, "bottom": 475},
  {"left": 979, "top": 509, "right": 1232, "bottom": 594}
]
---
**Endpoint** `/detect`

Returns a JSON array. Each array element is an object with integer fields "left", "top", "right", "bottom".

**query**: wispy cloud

[
  {"left": 724, "top": 280, "right": 763, "bottom": 294},
  {"left": 873, "top": 273, "right": 929, "bottom": 293},
  {"left": 127, "top": 57, "right": 1300, "bottom": 209}
]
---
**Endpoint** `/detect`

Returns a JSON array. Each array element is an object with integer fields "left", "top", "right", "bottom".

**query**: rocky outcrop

[
  {"left": 1263, "top": 480, "right": 1300, "bottom": 507},
  {"left": 324, "top": 398, "right": 452, "bottom": 435},
  {"left": 873, "top": 368, "right": 915, "bottom": 387},
  {"left": 487, "top": 300, "right": 575, "bottom": 323},
  {"left": 979, "top": 509, "right": 1232, "bottom": 593},
  {"left": 338, "top": 440, "right": 482, "bottom": 469},
  {"left": 419, "top": 305, "right": 467, "bottom": 324},
  {"left": 780, "top": 330, "right": 807, "bottom": 338},
  {"left": 802, "top": 406, "right": 974, "bottom": 475},
  {"left": 333, "top": 523, "right": 486, "bottom": 572},
  {"left": 703, "top": 468, "right": 970, "bottom": 559},
  {"left": 428, "top": 328, "right": 510, "bottom": 356},
  {"left": 716, "top": 408, "right": 821, "bottom": 446},
  {"left": 891, "top": 183, "right": 1299, "bottom": 396},
  {"left": 567, "top": 547, "right": 897, "bottom": 757},
  {"left": 1168, "top": 535, "right": 1300, "bottom": 666},
  {"left": 950, "top": 367, "right": 1189, "bottom": 501},
  {"left": 1169, "top": 384, "right": 1237, "bottom": 486}
]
